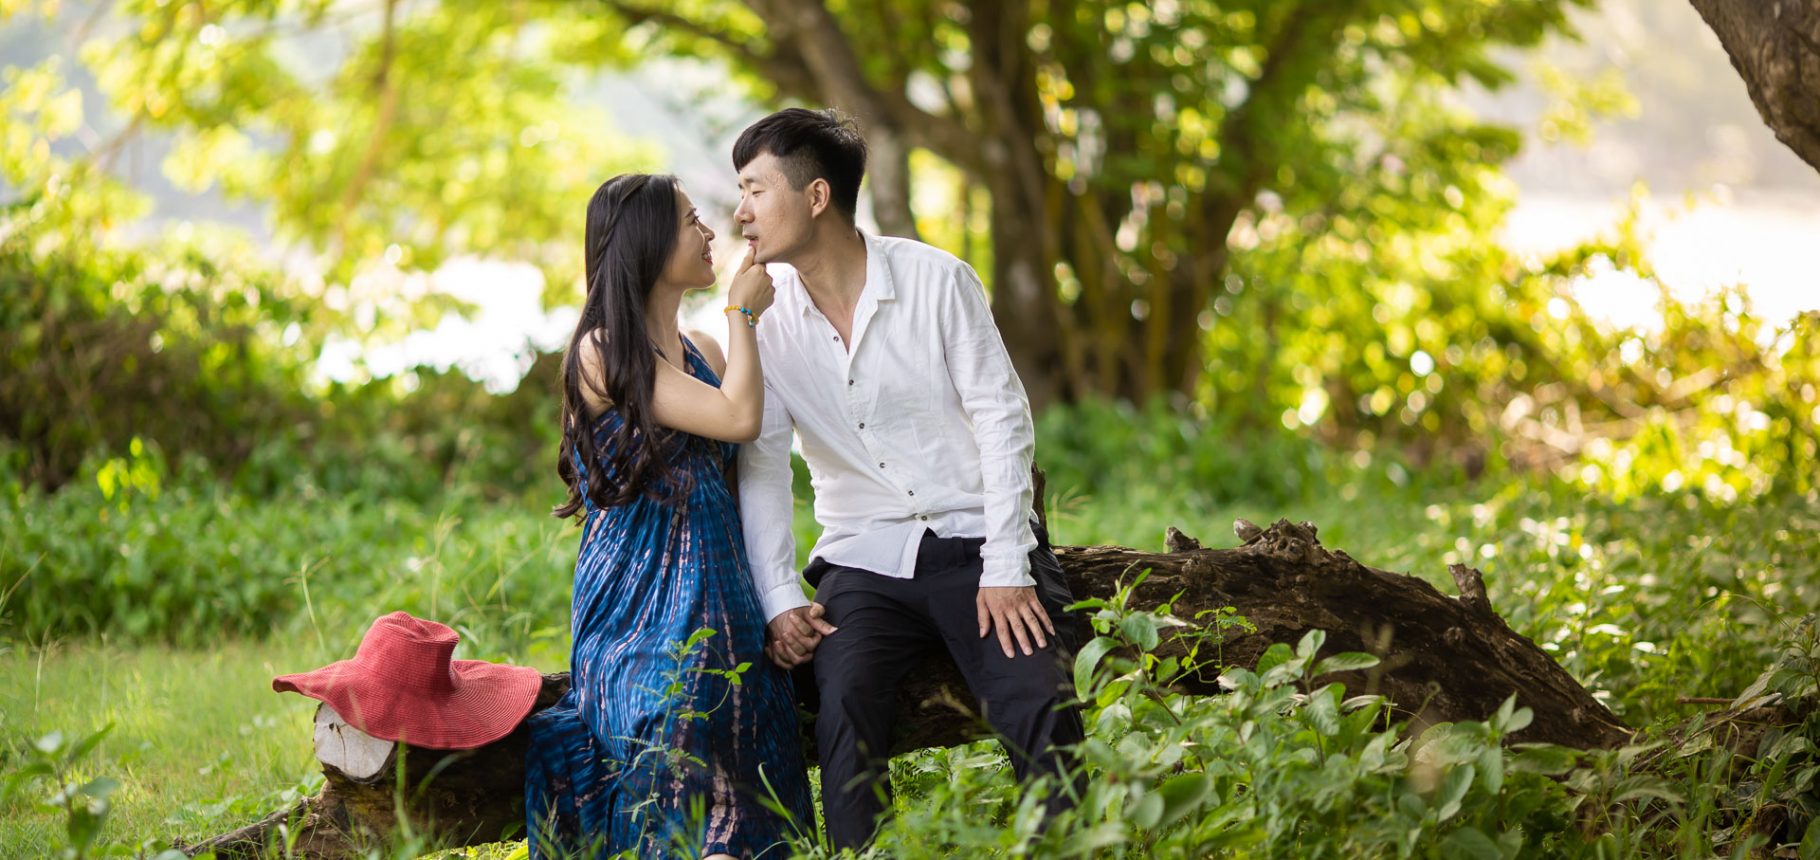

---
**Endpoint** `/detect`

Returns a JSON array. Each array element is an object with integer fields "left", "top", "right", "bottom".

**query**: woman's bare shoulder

[
  {"left": 573, "top": 329, "right": 613, "bottom": 411},
  {"left": 685, "top": 329, "right": 728, "bottom": 376}
]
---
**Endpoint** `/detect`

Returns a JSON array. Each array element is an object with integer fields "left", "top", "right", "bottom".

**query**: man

[{"left": 731, "top": 107, "right": 1085, "bottom": 850}]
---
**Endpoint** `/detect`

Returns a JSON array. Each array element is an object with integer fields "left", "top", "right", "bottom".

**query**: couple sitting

[{"left": 525, "top": 108, "right": 1085, "bottom": 858}]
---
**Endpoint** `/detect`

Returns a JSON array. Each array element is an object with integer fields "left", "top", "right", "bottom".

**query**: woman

[{"left": 525, "top": 173, "right": 813, "bottom": 859}]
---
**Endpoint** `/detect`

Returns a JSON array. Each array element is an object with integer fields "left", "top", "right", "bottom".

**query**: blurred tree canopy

[
  {"left": 7, "top": 0, "right": 1586, "bottom": 407},
  {"left": 3, "top": 0, "right": 1816, "bottom": 500},
  {"left": 589, "top": 0, "right": 1589, "bottom": 407}
]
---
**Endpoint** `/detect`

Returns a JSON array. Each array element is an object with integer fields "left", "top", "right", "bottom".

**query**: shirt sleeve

[
  {"left": 939, "top": 263, "right": 1038, "bottom": 588},
  {"left": 737, "top": 374, "right": 810, "bottom": 621}
]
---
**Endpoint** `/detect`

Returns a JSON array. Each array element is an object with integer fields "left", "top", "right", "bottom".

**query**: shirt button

[
  {"left": 878, "top": 462, "right": 886, "bottom": 469},
  {"left": 832, "top": 334, "right": 840, "bottom": 341},
  {"left": 907, "top": 490, "right": 915, "bottom": 496},
  {"left": 858, "top": 422, "right": 865, "bottom": 429},
  {"left": 848, "top": 379, "right": 855, "bottom": 386},
  {"left": 918, "top": 514, "right": 928, "bottom": 521}
]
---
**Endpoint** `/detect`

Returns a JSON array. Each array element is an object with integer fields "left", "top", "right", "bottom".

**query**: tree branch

[
  {"left": 334, "top": 0, "right": 403, "bottom": 242},
  {"left": 749, "top": 0, "right": 979, "bottom": 171},
  {"left": 599, "top": 1, "right": 816, "bottom": 97},
  {"left": 1195, "top": 4, "right": 1351, "bottom": 275},
  {"left": 1689, "top": 0, "right": 1820, "bottom": 174}
]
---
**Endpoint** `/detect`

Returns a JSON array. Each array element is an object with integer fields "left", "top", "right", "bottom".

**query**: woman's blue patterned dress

[{"left": 525, "top": 338, "right": 814, "bottom": 858}]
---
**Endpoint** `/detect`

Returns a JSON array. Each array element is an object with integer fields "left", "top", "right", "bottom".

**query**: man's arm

[
  {"left": 939, "top": 264, "right": 1053, "bottom": 658},
  {"left": 738, "top": 381, "right": 810, "bottom": 620},
  {"left": 736, "top": 379, "right": 833, "bottom": 667},
  {"left": 940, "top": 263, "right": 1039, "bottom": 586}
]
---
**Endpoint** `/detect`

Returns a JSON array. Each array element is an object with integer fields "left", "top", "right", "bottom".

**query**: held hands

[
  {"left": 977, "top": 586, "right": 1055, "bottom": 659},
  {"left": 727, "top": 246, "right": 775, "bottom": 317},
  {"left": 765, "top": 602, "right": 836, "bottom": 669}
]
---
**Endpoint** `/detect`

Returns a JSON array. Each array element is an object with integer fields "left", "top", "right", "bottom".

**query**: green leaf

[
  {"left": 69, "top": 723, "right": 114, "bottom": 763},
  {"left": 1074, "top": 636, "right": 1116, "bottom": 696},
  {"left": 1119, "top": 613, "right": 1160, "bottom": 651},
  {"left": 1441, "top": 826, "right": 1503, "bottom": 860},
  {"left": 6, "top": 761, "right": 54, "bottom": 783},
  {"left": 1255, "top": 642, "right": 1294, "bottom": 677},
  {"left": 1476, "top": 747, "right": 1504, "bottom": 796},
  {"left": 1612, "top": 782, "right": 1683, "bottom": 805},
  {"left": 1155, "top": 773, "right": 1214, "bottom": 829},
  {"left": 1509, "top": 744, "right": 1578, "bottom": 776},
  {"left": 1306, "top": 688, "right": 1341, "bottom": 736},
  {"left": 1436, "top": 763, "right": 1475, "bottom": 821},
  {"left": 1128, "top": 789, "right": 1164, "bottom": 829},
  {"left": 1295, "top": 629, "right": 1327, "bottom": 661},
  {"left": 1064, "top": 597, "right": 1111, "bottom": 613},
  {"left": 1732, "top": 668, "right": 1772, "bottom": 706},
  {"left": 1769, "top": 732, "right": 1814, "bottom": 759},
  {"left": 76, "top": 776, "right": 119, "bottom": 800},
  {"left": 1494, "top": 694, "right": 1516, "bottom": 728},
  {"left": 1314, "top": 651, "right": 1380, "bottom": 675}
]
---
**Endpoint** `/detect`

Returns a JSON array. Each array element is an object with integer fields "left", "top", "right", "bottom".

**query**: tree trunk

[
  {"left": 1689, "top": 0, "right": 1820, "bottom": 175},
  {"left": 865, "top": 125, "right": 920, "bottom": 240},
  {"left": 985, "top": 174, "right": 1067, "bottom": 410},
  {"left": 183, "top": 519, "right": 1627, "bottom": 858},
  {"left": 971, "top": 0, "right": 1070, "bottom": 411}
]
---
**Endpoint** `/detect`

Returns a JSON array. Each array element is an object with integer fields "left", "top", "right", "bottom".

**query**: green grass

[
  {"left": 0, "top": 636, "right": 582, "bottom": 857},
  {"left": 1, "top": 464, "right": 1814, "bottom": 856},
  {"left": 0, "top": 639, "right": 327, "bottom": 854}
]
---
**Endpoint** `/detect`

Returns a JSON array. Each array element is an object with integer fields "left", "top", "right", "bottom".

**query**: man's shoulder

[
  {"left": 871, "top": 235, "right": 987, "bottom": 309},
  {"left": 873, "top": 233, "right": 968, "bottom": 275}
]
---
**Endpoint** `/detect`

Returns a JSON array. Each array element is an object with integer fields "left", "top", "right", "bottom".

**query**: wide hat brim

[{"left": 273, "top": 658, "right": 543, "bottom": 750}]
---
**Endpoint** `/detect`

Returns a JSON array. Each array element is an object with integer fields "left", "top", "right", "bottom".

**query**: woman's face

[{"left": 659, "top": 185, "right": 717, "bottom": 290}]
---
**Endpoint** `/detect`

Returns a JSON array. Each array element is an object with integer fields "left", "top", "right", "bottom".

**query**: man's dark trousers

[{"left": 806, "top": 526, "right": 1086, "bottom": 850}]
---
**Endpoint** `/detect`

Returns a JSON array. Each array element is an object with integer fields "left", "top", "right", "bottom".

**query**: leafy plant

[{"left": 1, "top": 723, "right": 188, "bottom": 859}]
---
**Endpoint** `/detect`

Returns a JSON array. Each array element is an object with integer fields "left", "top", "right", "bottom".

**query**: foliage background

[{"left": 1, "top": 0, "right": 1816, "bottom": 857}]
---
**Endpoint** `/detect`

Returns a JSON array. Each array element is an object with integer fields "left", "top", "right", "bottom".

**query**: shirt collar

[
  {"left": 862, "top": 230, "right": 897, "bottom": 303},
  {"left": 794, "top": 229, "right": 895, "bottom": 317}
]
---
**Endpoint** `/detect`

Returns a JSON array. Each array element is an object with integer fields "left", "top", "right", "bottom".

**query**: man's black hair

[{"left": 732, "top": 108, "right": 867, "bottom": 223}]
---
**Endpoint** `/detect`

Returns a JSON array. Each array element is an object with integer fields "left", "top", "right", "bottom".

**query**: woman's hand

[{"left": 727, "top": 246, "right": 775, "bottom": 316}]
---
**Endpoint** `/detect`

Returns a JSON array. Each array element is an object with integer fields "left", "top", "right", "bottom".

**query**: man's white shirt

[{"left": 737, "top": 231, "right": 1038, "bottom": 622}]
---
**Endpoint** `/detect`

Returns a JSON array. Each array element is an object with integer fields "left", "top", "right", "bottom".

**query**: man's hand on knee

[
  {"left": 977, "top": 586, "right": 1055, "bottom": 658},
  {"left": 765, "top": 602, "right": 837, "bottom": 669}
]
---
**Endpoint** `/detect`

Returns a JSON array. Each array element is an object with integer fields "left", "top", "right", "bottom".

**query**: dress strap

[{"left": 675, "top": 335, "right": 718, "bottom": 385}]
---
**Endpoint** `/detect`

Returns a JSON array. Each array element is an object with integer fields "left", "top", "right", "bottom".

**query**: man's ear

[{"left": 807, "top": 178, "right": 832, "bottom": 219}]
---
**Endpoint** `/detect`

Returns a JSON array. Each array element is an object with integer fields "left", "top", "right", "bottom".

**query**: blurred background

[{"left": 1, "top": 0, "right": 1817, "bottom": 854}]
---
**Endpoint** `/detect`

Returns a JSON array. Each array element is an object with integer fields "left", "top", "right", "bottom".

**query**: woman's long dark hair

[{"left": 554, "top": 173, "right": 692, "bottom": 518}]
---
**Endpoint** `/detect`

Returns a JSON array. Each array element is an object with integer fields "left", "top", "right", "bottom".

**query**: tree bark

[
  {"left": 183, "top": 519, "right": 1627, "bottom": 858},
  {"left": 970, "top": 0, "right": 1070, "bottom": 410},
  {"left": 864, "top": 125, "right": 920, "bottom": 239},
  {"left": 1690, "top": 0, "right": 1820, "bottom": 175}
]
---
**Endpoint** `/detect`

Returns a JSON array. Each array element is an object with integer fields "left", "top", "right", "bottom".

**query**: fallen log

[{"left": 183, "top": 518, "right": 1629, "bottom": 857}]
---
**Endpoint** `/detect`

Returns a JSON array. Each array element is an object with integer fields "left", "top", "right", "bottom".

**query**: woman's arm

[
  {"left": 649, "top": 310, "right": 764, "bottom": 443},
  {"left": 648, "top": 249, "right": 774, "bottom": 442}
]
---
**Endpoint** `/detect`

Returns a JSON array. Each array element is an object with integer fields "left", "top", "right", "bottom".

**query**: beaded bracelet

[{"left": 724, "top": 304, "right": 759, "bottom": 327}]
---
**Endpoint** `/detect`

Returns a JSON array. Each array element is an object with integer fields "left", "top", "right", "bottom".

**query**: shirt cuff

[
  {"left": 759, "top": 580, "right": 811, "bottom": 622},
  {"left": 979, "top": 552, "right": 1036, "bottom": 589}
]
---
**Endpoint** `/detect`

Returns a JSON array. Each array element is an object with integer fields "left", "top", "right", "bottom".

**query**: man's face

[{"left": 734, "top": 152, "right": 816, "bottom": 265}]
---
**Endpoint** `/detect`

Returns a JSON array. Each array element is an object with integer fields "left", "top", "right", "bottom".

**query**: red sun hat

[{"left": 273, "top": 611, "right": 543, "bottom": 750}]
